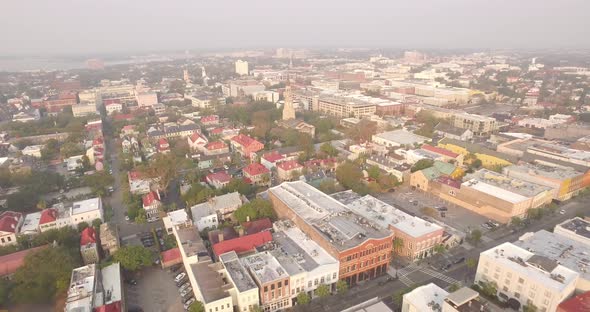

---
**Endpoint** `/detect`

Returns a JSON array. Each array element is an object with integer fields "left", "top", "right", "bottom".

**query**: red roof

[
  {"left": 557, "top": 291, "right": 590, "bottom": 312},
  {"left": 262, "top": 152, "right": 284, "bottom": 163},
  {"left": 231, "top": 134, "right": 261, "bottom": 148},
  {"left": 160, "top": 248, "right": 181, "bottom": 264},
  {"left": 205, "top": 141, "right": 227, "bottom": 150},
  {"left": 201, "top": 115, "right": 219, "bottom": 123},
  {"left": 435, "top": 176, "right": 461, "bottom": 189},
  {"left": 213, "top": 231, "right": 272, "bottom": 256},
  {"left": 0, "top": 245, "right": 47, "bottom": 277},
  {"left": 189, "top": 132, "right": 207, "bottom": 144},
  {"left": 158, "top": 138, "right": 169, "bottom": 146},
  {"left": 113, "top": 114, "right": 133, "bottom": 121},
  {"left": 242, "top": 218, "right": 272, "bottom": 235},
  {"left": 80, "top": 227, "right": 97, "bottom": 246},
  {"left": 93, "top": 137, "right": 104, "bottom": 146},
  {"left": 243, "top": 163, "right": 270, "bottom": 177},
  {"left": 93, "top": 301, "right": 122, "bottom": 312},
  {"left": 277, "top": 160, "right": 303, "bottom": 171},
  {"left": 210, "top": 127, "right": 223, "bottom": 135},
  {"left": 0, "top": 211, "right": 22, "bottom": 233},
  {"left": 206, "top": 171, "right": 232, "bottom": 184},
  {"left": 142, "top": 191, "right": 161, "bottom": 207},
  {"left": 121, "top": 125, "right": 135, "bottom": 131},
  {"left": 39, "top": 208, "right": 57, "bottom": 225},
  {"left": 304, "top": 158, "right": 337, "bottom": 167},
  {"left": 422, "top": 144, "right": 459, "bottom": 158},
  {"left": 128, "top": 170, "right": 142, "bottom": 181}
]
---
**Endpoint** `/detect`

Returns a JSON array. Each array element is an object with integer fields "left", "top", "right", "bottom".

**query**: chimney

[
  {"left": 238, "top": 227, "right": 244, "bottom": 237},
  {"left": 218, "top": 232, "right": 224, "bottom": 242}
]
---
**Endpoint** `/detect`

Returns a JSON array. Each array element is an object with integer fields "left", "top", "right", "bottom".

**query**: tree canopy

[
  {"left": 234, "top": 199, "right": 275, "bottom": 223},
  {"left": 113, "top": 246, "right": 153, "bottom": 271},
  {"left": 335, "top": 161, "right": 363, "bottom": 190},
  {"left": 411, "top": 159, "right": 434, "bottom": 172}
]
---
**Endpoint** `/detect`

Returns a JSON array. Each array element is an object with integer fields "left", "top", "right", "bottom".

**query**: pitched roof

[
  {"left": 189, "top": 132, "right": 208, "bottom": 144},
  {"left": 80, "top": 227, "right": 97, "bottom": 246},
  {"left": 206, "top": 171, "right": 232, "bottom": 184},
  {"left": 205, "top": 141, "right": 227, "bottom": 150},
  {"left": 242, "top": 218, "right": 272, "bottom": 235},
  {"left": 212, "top": 231, "right": 272, "bottom": 256},
  {"left": 0, "top": 245, "right": 47, "bottom": 277},
  {"left": 243, "top": 163, "right": 270, "bottom": 176},
  {"left": 557, "top": 291, "right": 590, "bottom": 312},
  {"left": 142, "top": 191, "right": 161, "bottom": 206},
  {"left": 422, "top": 144, "right": 459, "bottom": 158},
  {"left": 231, "top": 134, "right": 262, "bottom": 149},
  {"left": 39, "top": 208, "right": 57, "bottom": 225},
  {"left": 93, "top": 301, "right": 122, "bottom": 312},
  {"left": 277, "top": 160, "right": 303, "bottom": 171},
  {"left": 262, "top": 152, "right": 285, "bottom": 163},
  {"left": 201, "top": 115, "right": 219, "bottom": 123},
  {"left": 0, "top": 211, "right": 22, "bottom": 233},
  {"left": 160, "top": 247, "right": 181, "bottom": 264}
]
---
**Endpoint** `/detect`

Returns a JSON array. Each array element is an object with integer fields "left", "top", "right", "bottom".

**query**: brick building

[{"left": 268, "top": 181, "right": 394, "bottom": 286}]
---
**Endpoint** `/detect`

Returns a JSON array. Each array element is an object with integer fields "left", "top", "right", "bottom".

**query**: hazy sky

[{"left": 1, "top": 0, "right": 589, "bottom": 55}]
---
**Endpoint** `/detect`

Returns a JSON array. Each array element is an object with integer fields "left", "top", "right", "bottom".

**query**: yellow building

[{"left": 437, "top": 138, "right": 515, "bottom": 169}]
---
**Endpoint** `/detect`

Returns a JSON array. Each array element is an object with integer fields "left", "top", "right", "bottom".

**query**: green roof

[{"left": 420, "top": 161, "right": 456, "bottom": 181}]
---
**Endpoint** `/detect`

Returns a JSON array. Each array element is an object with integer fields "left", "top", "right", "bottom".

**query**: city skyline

[{"left": 1, "top": 0, "right": 589, "bottom": 55}]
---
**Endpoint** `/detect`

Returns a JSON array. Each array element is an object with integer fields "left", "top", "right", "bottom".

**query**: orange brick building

[{"left": 268, "top": 181, "right": 394, "bottom": 286}]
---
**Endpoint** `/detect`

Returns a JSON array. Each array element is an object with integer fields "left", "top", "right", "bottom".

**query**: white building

[
  {"left": 105, "top": 103, "right": 123, "bottom": 115},
  {"left": 190, "top": 192, "right": 242, "bottom": 231},
  {"left": 554, "top": 217, "right": 590, "bottom": 247},
  {"left": 64, "top": 262, "right": 124, "bottom": 312},
  {"left": 22, "top": 145, "right": 44, "bottom": 158},
  {"left": 402, "top": 283, "right": 448, "bottom": 312},
  {"left": 372, "top": 129, "right": 430, "bottom": 148},
  {"left": 0, "top": 211, "right": 23, "bottom": 246},
  {"left": 219, "top": 251, "right": 260, "bottom": 312},
  {"left": 71, "top": 197, "right": 104, "bottom": 225},
  {"left": 235, "top": 60, "right": 249, "bottom": 76},
  {"left": 162, "top": 209, "right": 192, "bottom": 235},
  {"left": 72, "top": 103, "right": 99, "bottom": 117},
  {"left": 475, "top": 242, "right": 578, "bottom": 312}
]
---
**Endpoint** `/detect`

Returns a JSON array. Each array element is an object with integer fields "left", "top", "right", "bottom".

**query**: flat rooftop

[
  {"left": 516, "top": 230, "right": 590, "bottom": 282},
  {"left": 480, "top": 242, "right": 579, "bottom": 292},
  {"left": 463, "top": 169, "right": 551, "bottom": 203},
  {"left": 72, "top": 197, "right": 101, "bottom": 215},
  {"left": 504, "top": 161, "right": 582, "bottom": 181},
  {"left": 65, "top": 264, "right": 96, "bottom": 312},
  {"left": 265, "top": 222, "right": 338, "bottom": 275},
  {"left": 373, "top": 129, "right": 429, "bottom": 145},
  {"left": 176, "top": 225, "right": 208, "bottom": 259},
  {"left": 242, "top": 251, "right": 288, "bottom": 284},
  {"left": 21, "top": 211, "right": 41, "bottom": 233},
  {"left": 268, "top": 182, "right": 391, "bottom": 252},
  {"left": 403, "top": 283, "right": 448, "bottom": 312},
  {"left": 219, "top": 251, "right": 257, "bottom": 293},
  {"left": 331, "top": 191, "right": 442, "bottom": 238},
  {"left": 101, "top": 263, "right": 122, "bottom": 304},
  {"left": 445, "top": 287, "right": 483, "bottom": 312},
  {"left": 556, "top": 217, "right": 590, "bottom": 239}
]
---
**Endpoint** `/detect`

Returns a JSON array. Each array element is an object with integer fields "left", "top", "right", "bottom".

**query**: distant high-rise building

[
  {"left": 235, "top": 60, "right": 249, "bottom": 75},
  {"left": 282, "top": 84, "right": 295, "bottom": 120},
  {"left": 183, "top": 69, "right": 190, "bottom": 83},
  {"left": 201, "top": 66, "right": 207, "bottom": 78},
  {"left": 404, "top": 50, "right": 426, "bottom": 63},
  {"left": 86, "top": 59, "right": 104, "bottom": 70}
]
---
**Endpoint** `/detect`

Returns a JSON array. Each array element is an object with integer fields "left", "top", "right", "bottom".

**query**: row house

[
  {"left": 243, "top": 163, "right": 270, "bottom": 186},
  {"left": 276, "top": 160, "right": 303, "bottom": 182},
  {"left": 206, "top": 171, "right": 232, "bottom": 189},
  {"left": 231, "top": 134, "right": 264, "bottom": 158},
  {"left": 142, "top": 191, "right": 162, "bottom": 221}
]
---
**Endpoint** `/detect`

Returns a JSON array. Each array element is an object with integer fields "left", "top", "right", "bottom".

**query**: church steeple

[{"left": 282, "top": 80, "right": 296, "bottom": 121}]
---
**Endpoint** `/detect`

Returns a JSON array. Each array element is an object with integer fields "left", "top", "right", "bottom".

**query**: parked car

[
  {"left": 184, "top": 298, "right": 196, "bottom": 310},
  {"left": 453, "top": 257, "right": 465, "bottom": 264},
  {"left": 125, "top": 279, "right": 137, "bottom": 286},
  {"left": 179, "top": 282, "right": 190, "bottom": 292},
  {"left": 182, "top": 293, "right": 195, "bottom": 304},
  {"left": 181, "top": 287, "right": 193, "bottom": 298},
  {"left": 559, "top": 209, "right": 566, "bottom": 215},
  {"left": 170, "top": 264, "right": 183, "bottom": 273},
  {"left": 174, "top": 272, "right": 186, "bottom": 283}
]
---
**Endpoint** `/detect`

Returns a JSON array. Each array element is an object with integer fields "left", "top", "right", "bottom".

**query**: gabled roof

[
  {"left": 201, "top": 115, "right": 219, "bottom": 123},
  {"left": 212, "top": 231, "right": 272, "bottom": 256},
  {"left": 80, "top": 227, "right": 97, "bottom": 246},
  {"left": 242, "top": 218, "right": 272, "bottom": 235},
  {"left": 277, "top": 160, "right": 303, "bottom": 171},
  {"left": 421, "top": 144, "right": 459, "bottom": 158},
  {"left": 231, "top": 134, "right": 262, "bottom": 149},
  {"left": 262, "top": 152, "right": 285, "bottom": 163},
  {"left": 39, "top": 208, "right": 58, "bottom": 225},
  {"left": 206, "top": 171, "right": 232, "bottom": 184},
  {"left": 243, "top": 163, "right": 270, "bottom": 176},
  {"left": 189, "top": 132, "right": 208, "bottom": 144},
  {"left": 205, "top": 141, "right": 227, "bottom": 150},
  {"left": 142, "top": 191, "right": 161, "bottom": 207},
  {"left": 160, "top": 247, "right": 181, "bottom": 264},
  {"left": 0, "top": 211, "right": 22, "bottom": 233}
]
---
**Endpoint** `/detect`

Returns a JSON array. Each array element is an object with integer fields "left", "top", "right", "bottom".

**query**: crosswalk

[{"left": 392, "top": 262, "right": 461, "bottom": 288}]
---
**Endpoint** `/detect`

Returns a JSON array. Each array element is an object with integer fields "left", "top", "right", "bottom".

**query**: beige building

[
  {"left": 72, "top": 103, "right": 98, "bottom": 117},
  {"left": 99, "top": 222, "right": 120, "bottom": 256},
  {"left": 451, "top": 112, "right": 497, "bottom": 136},
  {"left": 219, "top": 251, "right": 260, "bottom": 312},
  {"left": 316, "top": 96, "right": 376, "bottom": 118},
  {"left": 475, "top": 242, "right": 578, "bottom": 312},
  {"left": 235, "top": 60, "right": 249, "bottom": 76}
]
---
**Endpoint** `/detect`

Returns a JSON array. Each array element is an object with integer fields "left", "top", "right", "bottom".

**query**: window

[
  {"left": 514, "top": 292, "right": 520, "bottom": 299},
  {"left": 333, "top": 273, "right": 337, "bottom": 280},
  {"left": 278, "top": 281, "right": 281, "bottom": 288},
  {"left": 285, "top": 280, "right": 288, "bottom": 286},
  {"left": 502, "top": 286, "right": 508, "bottom": 292},
  {"left": 271, "top": 284, "right": 275, "bottom": 290},
  {"left": 504, "top": 279, "right": 510, "bottom": 286},
  {"left": 0, "top": 238, "right": 4, "bottom": 243},
  {"left": 308, "top": 281, "right": 312, "bottom": 288},
  {"left": 7, "top": 237, "right": 11, "bottom": 242},
  {"left": 518, "top": 278, "right": 524, "bottom": 284}
]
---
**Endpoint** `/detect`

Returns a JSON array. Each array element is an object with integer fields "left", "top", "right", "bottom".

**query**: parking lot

[
  {"left": 126, "top": 266, "right": 185, "bottom": 312},
  {"left": 377, "top": 185, "right": 491, "bottom": 234}
]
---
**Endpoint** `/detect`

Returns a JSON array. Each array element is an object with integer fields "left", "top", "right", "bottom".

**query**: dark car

[
  {"left": 125, "top": 279, "right": 137, "bottom": 286},
  {"left": 171, "top": 264, "right": 183, "bottom": 273},
  {"left": 453, "top": 257, "right": 466, "bottom": 264}
]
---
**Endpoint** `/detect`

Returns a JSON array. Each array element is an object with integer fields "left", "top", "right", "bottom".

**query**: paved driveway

[{"left": 126, "top": 266, "right": 184, "bottom": 312}]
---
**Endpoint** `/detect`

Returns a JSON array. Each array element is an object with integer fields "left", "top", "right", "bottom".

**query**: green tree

[
  {"left": 318, "top": 179, "right": 337, "bottom": 194},
  {"left": 234, "top": 199, "right": 275, "bottom": 223},
  {"left": 448, "top": 284, "right": 460, "bottom": 292},
  {"left": 223, "top": 178, "right": 254, "bottom": 197},
  {"left": 113, "top": 246, "right": 153, "bottom": 271},
  {"left": 187, "top": 300, "right": 205, "bottom": 312},
  {"left": 319, "top": 142, "right": 338, "bottom": 158},
  {"left": 479, "top": 281, "right": 497, "bottom": 298},
  {"left": 467, "top": 229, "right": 482, "bottom": 246},
  {"left": 315, "top": 284, "right": 330, "bottom": 298},
  {"left": 296, "top": 292, "right": 311, "bottom": 305},
  {"left": 140, "top": 153, "right": 179, "bottom": 194},
  {"left": 336, "top": 280, "right": 348, "bottom": 294},
  {"left": 83, "top": 171, "right": 115, "bottom": 197},
  {"left": 0, "top": 279, "right": 12, "bottom": 306},
  {"left": 367, "top": 165, "right": 381, "bottom": 180},
  {"left": 336, "top": 161, "right": 363, "bottom": 189},
  {"left": 510, "top": 216, "right": 523, "bottom": 227},
  {"left": 11, "top": 246, "right": 80, "bottom": 303},
  {"left": 92, "top": 218, "right": 103, "bottom": 229},
  {"left": 411, "top": 159, "right": 434, "bottom": 172},
  {"left": 249, "top": 305, "right": 263, "bottom": 312},
  {"left": 434, "top": 244, "right": 446, "bottom": 254},
  {"left": 377, "top": 174, "right": 398, "bottom": 191},
  {"left": 523, "top": 302, "right": 538, "bottom": 312},
  {"left": 466, "top": 258, "right": 478, "bottom": 271},
  {"left": 135, "top": 209, "right": 147, "bottom": 224}
]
